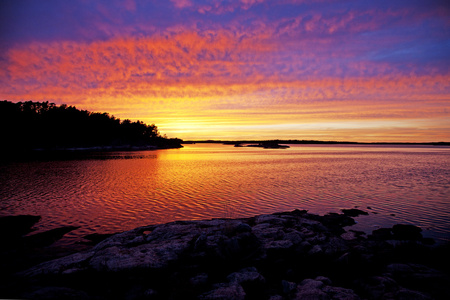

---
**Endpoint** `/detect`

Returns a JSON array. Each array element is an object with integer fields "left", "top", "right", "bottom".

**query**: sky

[{"left": 1, "top": 0, "right": 449, "bottom": 142}]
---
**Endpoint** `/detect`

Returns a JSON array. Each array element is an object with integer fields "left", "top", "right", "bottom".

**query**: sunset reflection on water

[{"left": 0, "top": 143, "right": 449, "bottom": 244}]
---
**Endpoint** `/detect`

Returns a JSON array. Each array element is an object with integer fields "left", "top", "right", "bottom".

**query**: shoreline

[
  {"left": 1, "top": 209, "right": 449, "bottom": 299},
  {"left": 0, "top": 143, "right": 183, "bottom": 162}
]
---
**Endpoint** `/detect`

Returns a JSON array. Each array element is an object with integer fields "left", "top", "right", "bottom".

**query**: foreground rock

[{"left": 2, "top": 210, "right": 450, "bottom": 299}]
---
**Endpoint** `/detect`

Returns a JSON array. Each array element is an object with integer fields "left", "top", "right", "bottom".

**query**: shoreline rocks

[{"left": 1, "top": 210, "right": 449, "bottom": 299}]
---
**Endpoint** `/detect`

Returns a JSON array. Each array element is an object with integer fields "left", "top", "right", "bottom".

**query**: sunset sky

[{"left": 1, "top": 0, "right": 449, "bottom": 142}]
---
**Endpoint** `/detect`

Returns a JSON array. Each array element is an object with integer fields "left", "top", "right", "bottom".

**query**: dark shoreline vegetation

[
  {"left": 1, "top": 209, "right": 449, "bottom": 299},
  {"left": 0, "top": 100, "right": 182, "bottom": 159}
]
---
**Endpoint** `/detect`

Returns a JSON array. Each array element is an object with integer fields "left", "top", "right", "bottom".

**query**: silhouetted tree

[{"left": 0, "top": 100, "right": 182, "bottom": 154}]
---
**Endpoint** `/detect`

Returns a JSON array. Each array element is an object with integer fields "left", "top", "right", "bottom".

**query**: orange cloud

[{"left": 1, "top": 25, "right": 448, "bottom": 142}]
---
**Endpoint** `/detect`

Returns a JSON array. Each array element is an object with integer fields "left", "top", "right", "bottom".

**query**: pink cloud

[{"left": 170, "top": 0, "right": 193, "bottom": 9}]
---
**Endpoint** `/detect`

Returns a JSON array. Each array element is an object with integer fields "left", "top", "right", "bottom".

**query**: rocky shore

[{"left": 1, "top": 209, "right": 449, "bottom": 299}]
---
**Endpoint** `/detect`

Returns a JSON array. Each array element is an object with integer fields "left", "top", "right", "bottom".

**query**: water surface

[{"left": 1, "top": 144, "right": 449, "bottom": 244}]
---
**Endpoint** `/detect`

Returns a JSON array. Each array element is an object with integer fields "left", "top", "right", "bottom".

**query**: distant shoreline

[
  {"left": 183, "top": 139, "right": 450, "bottom": 146},
  {"left": 0, "top": 143, "right": 183, "bottom": 162}
]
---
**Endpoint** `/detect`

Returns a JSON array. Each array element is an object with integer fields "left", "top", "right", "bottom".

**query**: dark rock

[
  {"left": 394, "top": 288, "right": 432, "bottom": 300},
  {"left": 227, "top": 267, "right": 265, "bottom": 284},
  {"left": 24, "top": 286, "right": 89, "bottom": 300},
  {"left": 25, "top": 226, "right": 80, "bottom": 247},
  {"left": 320, "top": 213, "right": 356, "bottom": 234},
  {"left": 200, "top": 282, "right": 246, "bottom": 300},
  {"left": 83, "top": 232, "right": 114, "bottom": 244},
  {"left": 0, "top": 215, "right": 41, "bottom": 241},
  {"left": 392, "top": 224, "right": 422, "bottom": 240},
  {"left": 282, "top": 280, "right": 297, "bottom": 294},
  {"left": 235, "top": 223, "right": 252, "bottom": 233},
  {"left": 190, "top": 273, "right": 209, "bottom": 286},
  {"left": 5, "top": 210, "right": 447, "bottom": 300},
  {"left": 369, "top": 228, "right": 393, "bottom": 240},
  {"left": 341, "top": 209, "right": 369, "bottom": 217},
  {"left": 355, "top": 276, "right": 399, "bottom": 299},
  {"left": 294, "top": 277, "right": 360, "bottom": 300},
  {"left": 308, "top": 244, "right": 323, "bottom": 256}
]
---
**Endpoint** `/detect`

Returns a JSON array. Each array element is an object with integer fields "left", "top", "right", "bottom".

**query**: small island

[{"left": 234, "top": 142, "right": 290, "bottom": 149}]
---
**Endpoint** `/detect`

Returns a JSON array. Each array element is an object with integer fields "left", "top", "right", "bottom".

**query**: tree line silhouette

[{"left": 0, "top": 100, "right": 182, "bottom": 153}]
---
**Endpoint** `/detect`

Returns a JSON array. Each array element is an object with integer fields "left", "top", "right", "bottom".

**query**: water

[{"left": 1, "top": 143, "right": 449, "bottom": 244}]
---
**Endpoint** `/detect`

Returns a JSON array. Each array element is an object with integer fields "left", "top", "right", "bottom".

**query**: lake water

[{"left": 1, "top": 143, "right": 449, "bottom": 244}]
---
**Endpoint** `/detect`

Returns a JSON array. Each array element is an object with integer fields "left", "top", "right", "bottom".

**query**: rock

[
  {"left": 83, "top": 232, "right": 114, "bottom": 244},
  {"left": 323, "top": 236, "right": 349, "bottom": 256},
  {"left": 21, "top": 250, "right": 95, "bottom": 276},
  {"left": 24, "top": 286, "right": 89, "bottom": 300},
  {"left": 308, "top": 244, "right": 323, "bottom": 255},
  {"left": 395, "top": 288, "right": 432, "bottom": 300},
  {"left": 8, "top": 210, "right": 446, "bottom": 299},
  {"left": 341, "top": 231, "right": 358, "bottom": 241},
  {"left": 355, "top": 276, "right": 399, "bottom": 300},
  {"left": 322, "top": 285, "right": 360, "bottom": 300},
  {"left": 200, "top": 282, "right": 246, "bottom": 300},
  {"left": 227, "top": 267, "right": 265, "bottom": 284},
  {"left": 392, "top": 224, "right": 422, "bottom": 240},
  {"left": 294, "top": 278, "right": 360, "bottom": 300},
  {"left": 369, "top": 227, "right": 393, "bottom": 240},
  {"left": 321, "top": 213, "right": 356, "bottom": 232},
  {"left": 216, "top": 232, "right": 260, "bottom": 260},
  {"left": 315, "top": 276, "right": 332, "bottom": 285},
  {"left": 0, "top": 215, "right": 41, "bottom": 240},
  {"left": 386, "top": 263, "right": 447, "bottom": 282},
  {"left": 282, "top": 280, "right": 297, "bottom": 294},
  {"left": 24, "top": 226, "right": 80, "bottom": 247},
  {"left": 190, "top": 273, "right": 209, "bottom": 286},
  {"left": 341, "top": 209, "right": 369, "bottom": 217},
  {"left": 235, "top": 223, "right": 252, "bottom": 233},
  {"left": 284, "top": 230, "right": 304, "bottom": 245},
  {"left": 89, "top": 235, "right": 192, "bottom": 271},
  {"left": 265, "top": 240, "right": 293, "bottom": 251},
  {"left": 255, "top": 214, "right": 286, "bottom": 225}
]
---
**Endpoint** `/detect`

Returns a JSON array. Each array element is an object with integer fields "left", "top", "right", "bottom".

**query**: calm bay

[{"left": 1, "top": 143, "right": 449, "bottom": 245}]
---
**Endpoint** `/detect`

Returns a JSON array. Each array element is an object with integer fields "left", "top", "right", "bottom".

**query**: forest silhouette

[{"left": 0, "top": 100, "right": 182, "bottom": 154}]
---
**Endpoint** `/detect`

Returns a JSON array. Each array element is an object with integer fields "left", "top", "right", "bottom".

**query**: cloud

[
  {"left": 1, "top": 0, "right": 449, "bottom": 141},
  {"left": 170, "top": 0, "right": 193, "bottom": 9}
]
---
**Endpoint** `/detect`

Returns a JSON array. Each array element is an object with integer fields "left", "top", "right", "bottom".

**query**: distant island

[
  {"left": 185, "top": 139, "right": 450, "bottom": 146},
  {"left": 0, "top": 100, "right": 182, "bottom": 156},
  {"left": 234, "top": 141, "right": 290, "bottom": 149}
]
